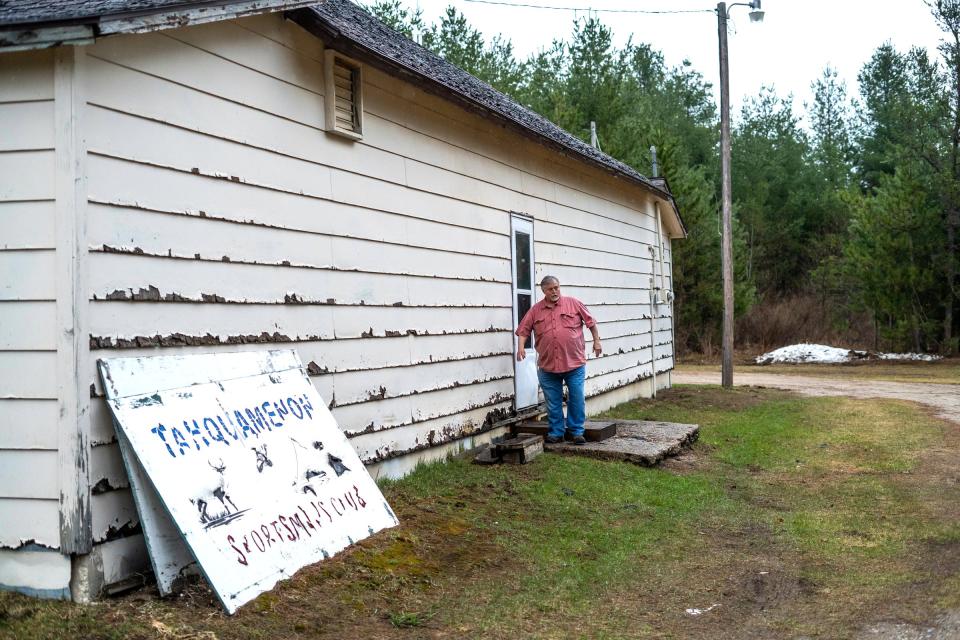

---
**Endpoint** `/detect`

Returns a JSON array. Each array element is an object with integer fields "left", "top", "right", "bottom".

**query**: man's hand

[
  {"left": 516, "top": 345, "right": 526, "bottom": 361},
  {"left": 593, "top": 339, "right": 602, "bottom": 357}
]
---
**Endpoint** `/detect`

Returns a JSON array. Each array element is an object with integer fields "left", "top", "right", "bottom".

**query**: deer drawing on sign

[{"left": 190, "top": 457, "right": 246, "bottom": 529}]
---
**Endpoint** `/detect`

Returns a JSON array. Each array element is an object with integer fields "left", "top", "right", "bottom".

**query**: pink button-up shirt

[{"left": 516, "top": 295, "right": 596, "bottom": 373}]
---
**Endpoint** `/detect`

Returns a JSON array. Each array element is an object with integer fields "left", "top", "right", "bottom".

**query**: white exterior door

[{"left": 511, "top": 214, "right": 538, "bottom": 409}]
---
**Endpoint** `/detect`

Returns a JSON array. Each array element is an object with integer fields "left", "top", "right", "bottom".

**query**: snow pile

[
  {"left": 755, "top": 343, "right": 942, "bottom": 365},
  {"left": 877, "top": 352, "right": 943, "bottom": 362},
  {"left": 755, "top": 344, "right": 864, "bottom": 365}
]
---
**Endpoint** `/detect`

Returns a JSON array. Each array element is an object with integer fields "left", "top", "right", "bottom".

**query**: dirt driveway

[
  {"left": 674, "top": 368, "right": 960, "bottom": 640},
  {"left": 673, "top": 371, "right": 960, "bottom": 425}
]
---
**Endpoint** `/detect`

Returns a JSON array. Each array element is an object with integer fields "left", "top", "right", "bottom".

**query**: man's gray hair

[{"left": 540, "top": 275, "right": 559, "bottom": 287}]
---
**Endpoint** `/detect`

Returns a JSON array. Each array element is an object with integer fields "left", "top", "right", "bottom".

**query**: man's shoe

[
  {"left": 545, "top": 435, "right": 563, "bottom": 444},
  {"left": 572, "top": 435, "right": 587, "bottom": 445}
]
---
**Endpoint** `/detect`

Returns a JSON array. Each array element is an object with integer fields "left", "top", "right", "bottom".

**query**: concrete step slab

[{"left": 545, "top": 420, "right": 699, "bottom": 466}]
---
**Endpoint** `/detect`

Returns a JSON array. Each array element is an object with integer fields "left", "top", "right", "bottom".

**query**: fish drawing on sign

[
  {"left": 327, "top": 453, "right": 350, "bottom": 477},
  {"left": 190, "top": 458, "right": 248, "bottom": 529}
]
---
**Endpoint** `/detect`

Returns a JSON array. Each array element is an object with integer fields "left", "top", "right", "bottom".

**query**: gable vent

[{"left": 324, "top": 50, "right": 363, "bottom": 139}]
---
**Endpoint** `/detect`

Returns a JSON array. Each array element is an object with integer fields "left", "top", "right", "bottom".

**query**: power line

[{"left": 462, "top": 0, "right": 713, "bottom": 14}]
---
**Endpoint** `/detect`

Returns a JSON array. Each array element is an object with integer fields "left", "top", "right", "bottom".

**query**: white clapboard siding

[
  {"left": 0, "top": 151, "right": 55, "bottom": 202},
  {"left": 324, "top": 354, "right": 514, "bottom": 408},
  {"left": 88, "top": 301, "right": 512, "bottom": 342},
  {"left": 90, "top": 443, "right": 130, "bottom": 493},
  {"left": 85, "top": 332, "right": 512, "bottom": 399},
  {"left": 536, "top": 242, "right": 654, "bottom": 274},
  {"left": 0, "top": 400, "right": 58, "bottom": 449},
  {"left": 0, "top": 352, "right": 57, "bottom": 399},
  {"left": 86, "top": 154, "right": 510, "bottom": 244},
  {"left": 87, "top": 253, "right": 509, "bottom": 307},
  {"left": 97, "top": 535, "right": 150, "bottom": 587},
  {"left": 0, "top": 49, "right": 53, "bottom": 102},
  {"left": 535, "top": 220, "right": 656, "bottom": 258},
  {"left": 0, "top": 251, "right": 56, "bottom": 300},
  {"left": 0, "top": 450, "right": 58, "bottom": 499},
  {"left": 557, "top": 288, "right": 656, "bottom": 306},
  {"left": 0, "top": 101, "right": 54, "bottom": 152},
  {"left": 88, "top": 399, "right": 118, "bottom": 447},
  {"left": 89, "top": 34, "right": 324, "bottom": 128},
  {"left": 0, "top": 201, "right": 56, "bottom": 250},
  {"left": 333, "top": 377, "right": 512, "bottom": 435},
  {"left": 362, "top": 66, "right": 657, "bottom": 228},
  {"left": 91, "top": 489, "right": 139, "bottom": 543},
  {"left": 538, "top": 263, "right": 656, "bottom": 290},
  {"left": 166, "top": 21, "right": 325, "bottom": 95},
  {"left": 87, "top": 204, "right": 511, "bottom": 282},
  {"left": 0, "top": 498, "right": 59, "bottom": 548},
  {"left": 0, "top": 549, "right": 71, "bottom": 597},
  {"left": 0, "top": 302, "right": 56, "bottom": 350},
  {"left": 349, "top": 401, "right": 512, "bottom": 464}
]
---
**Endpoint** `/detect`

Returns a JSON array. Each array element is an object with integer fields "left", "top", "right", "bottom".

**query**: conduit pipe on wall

[{"left": 648, "top": 265, "right": 658, "bottom": 398}]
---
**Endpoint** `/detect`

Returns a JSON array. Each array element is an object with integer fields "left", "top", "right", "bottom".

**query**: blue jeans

[{"left": 537, "top": 365, "right": 586, "bottom": 439}]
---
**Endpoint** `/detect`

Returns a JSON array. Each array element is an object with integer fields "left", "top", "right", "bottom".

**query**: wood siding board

[
  {"left": 0, "top": 400, "right": 57, "bottom": 449},
  {"left": 0, "top": 450, "right": 58, "bottom": 499},
  {"left": 341, "top": 377, "right": 512, "bottom": 434},
  {"left": 326, "top": 354, "right": 513, "bottom": 407},
  {"left": 88, "top": 301, "right": 511, "bottom": 342},
  {"left": 90, "top": 443, "right": 130, "bottom": 493},
  {"left": 86, "top": 154, "right": 509, "bottom": 247},
  {"left": 0, "top": 498, "right": 59, "bottom": 548},
  {"left": 87, "top": 252, "right": 509, "bottom": 306},
  {"left": 348, "top": 401, "right": 512, "bottom": 464},
  {"left": 91, "top": 489, "right": 138, "bottom": 544},
  {"left": 0, "top": 151, "right": 55, "bottom": 201},
  {"left": 536, "top": 263, "right": 655, "bottom": 289},
  {"left": 0, "top": 101, "right": 54, "bottom": 152},
  {"left": 0, "top": 549, "right": 71, "bottom": 597},
  {"left": 0, "top": 49, "right": 54, "bottom": 102},
  {"left": 535, "top": 220, "right": 656, "bottom": 256},
  {"left": 88, "top": 33, "right": 324, "bottom": 129},
  {"left": 233, "top": 14, "right": 326, "bottom": 62},
  {"left": 89, "top": 204, "right": 510, "bottom": 283},
  {"left": 87, "top": 195, "right": 507, "bottom": 260},
  {"left": 0, "top": 251, "right": 56, "bottom": 300},
  {"left": 0, "top": 352, "right": 57, "bottom": 399},
  {"left": 54, "top": 46, "right": 91, "bottom": 554},
  {"left": 0, "top": 201, "right": 56, "bottom": 249},
  {"left": 88, "top": 399, "right": 117, "bottom": 447},
  {"left": 535, "top": 242, "right": 653, "bottom": 274},
  {"left": 0, "top": 302, "right": 56, "bottom": 349},
  {"left": 164, "top": 21, "right": 325, "bottom": 95},
  {"left": 95, "top": 535, "right": 150, "bottom": 586},
  {"left": 86, "top": 335, "right": 512, "bottom": 401},
  {"left": 361, "top": 67, "right": 657, "bottom": 224}
]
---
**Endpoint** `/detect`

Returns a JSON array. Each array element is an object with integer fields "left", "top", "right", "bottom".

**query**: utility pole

[{"left": 718, "top": 1, "right": 734, "bottom": 388}]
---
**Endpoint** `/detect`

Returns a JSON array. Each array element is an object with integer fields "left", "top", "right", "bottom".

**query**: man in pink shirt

[{"left": 516, "top": 276, "right": 602, "bottom": 445}]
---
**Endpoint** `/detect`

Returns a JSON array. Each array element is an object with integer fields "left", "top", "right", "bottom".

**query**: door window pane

[
  {"left": 515, "top": 231, "right": 531, "bottom": 290},
  {"left": 517, "top": 293, "right": 532, "bottom": 348}
]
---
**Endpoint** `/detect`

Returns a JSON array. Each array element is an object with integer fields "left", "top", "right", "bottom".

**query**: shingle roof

[
  {"left": 290, "top": 0, "right": 675, "bottom": 207},
  {"left": 0, "top": 1, "right": 191, "bottom": 27}
]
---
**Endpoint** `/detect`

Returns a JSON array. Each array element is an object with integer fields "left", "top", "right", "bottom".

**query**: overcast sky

[{"left": 389, "top": 0, "right": 948, "bottom": 125}]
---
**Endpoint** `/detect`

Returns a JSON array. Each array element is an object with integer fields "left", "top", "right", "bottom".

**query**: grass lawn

[
  {"left": 676, "top": 358, "right": 960, "bottom": 385},
  {"left": 2, "top": 386, "right": 958, "bottom": 639}
]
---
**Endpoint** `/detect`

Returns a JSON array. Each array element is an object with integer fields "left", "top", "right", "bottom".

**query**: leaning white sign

[{"left": 99, "top": 350, "right": 398, "bottom": 614}]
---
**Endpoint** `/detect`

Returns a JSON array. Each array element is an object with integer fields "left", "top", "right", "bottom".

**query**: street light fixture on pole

[{"left": 717, "top": 0, "right": 763, "bottom": 388}]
